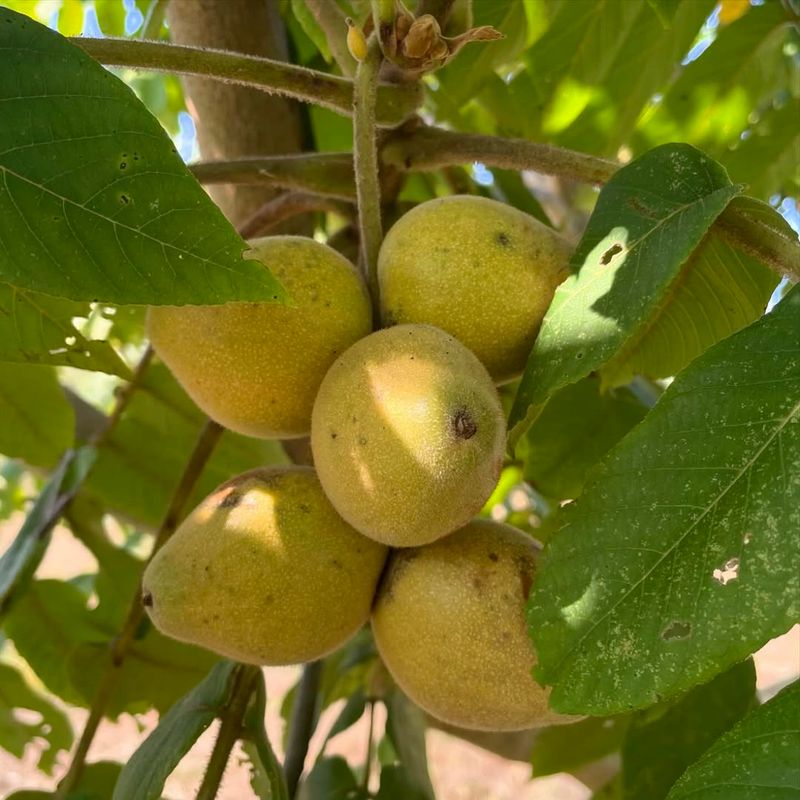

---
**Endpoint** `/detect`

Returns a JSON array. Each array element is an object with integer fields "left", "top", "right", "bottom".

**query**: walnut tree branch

[{"left": 70, "top": 37, "right": 422, "bottom": 126}]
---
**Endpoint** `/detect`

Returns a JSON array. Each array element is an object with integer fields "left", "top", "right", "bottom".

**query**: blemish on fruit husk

[
  {"left": 488, "top": 552, "right": 499, "bottom": 562},
  {"left": 495, "top": 231, "right": 511, "bottom": 247},
  {"left": 142, "top": 591, "right": 153, "bottom": 607},
  {"left": 452, "top": 408, "right": 477, "bottom": 439}
]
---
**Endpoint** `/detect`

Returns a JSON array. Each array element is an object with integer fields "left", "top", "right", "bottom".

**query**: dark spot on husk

[
  {"left": 488, "top": 552, "right": 499, "bottom": 562},
  {"left": 219, "top": 490, "right": 242, "bottom": 509},
  {"left": 452, "top": 408, "right": 477, "bottom": 440},
  {"left": 495, "top": 231, "right": 511, "bottom": 247},
  {"left": 142, "top": 591, "right": 153, "bottom": 608},
  {"left": 517, "top": 560, "right": 534, "bottom": 600}
]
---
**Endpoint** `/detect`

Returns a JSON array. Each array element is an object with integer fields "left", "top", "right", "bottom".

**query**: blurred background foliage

[{"left": 0, "top": 0, "right": 797, "bottom": 797}]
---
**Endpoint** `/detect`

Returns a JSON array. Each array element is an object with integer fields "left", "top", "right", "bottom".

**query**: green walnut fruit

[
  {"left": 311, "top": 324, "right": 505, "bottom": 547},
  {"left": 372, "top": 519, "right": 572, "bottom": 731},
  {"left": 147, "top": 236, "right": 372, "bottom": 439},
  {"left": 142, "top": 466, "right": 387, "bottom": 665},
  {"left": 378, "top": 195, "right": 572, "bottom": 383}
]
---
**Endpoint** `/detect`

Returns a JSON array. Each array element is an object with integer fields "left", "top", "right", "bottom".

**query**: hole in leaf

[
  {"left": 600, "top": 243, "right": 624, "bottom": 265},
  {"left": 712, "top": 557, "right": 740, "bottom": 585},
  {"left": 661, "top": 620, "right": 692, "bottom": 641}
]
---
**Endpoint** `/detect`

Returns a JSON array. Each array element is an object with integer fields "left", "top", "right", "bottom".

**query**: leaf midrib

[{"left": 0, "top": 164, "right": 266, "bottom": 290}]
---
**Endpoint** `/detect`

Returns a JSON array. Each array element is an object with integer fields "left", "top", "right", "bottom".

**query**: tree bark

[{"left": 167, "top": 0, "right": 306, "bottom": 228}]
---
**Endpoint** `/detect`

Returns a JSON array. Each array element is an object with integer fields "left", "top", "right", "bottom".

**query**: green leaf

[
  {"left": 622, "top": 659, "right": 757, "bottom": 799},
  {"left": 0, "top": 284, "right": 130, "bottom": 376},
  {"left": 667, "top": 679, "right": 800, "bottom": 799},
  {"left": 58, "top": 0, "right": 85, "bottom": 36},
  {"left": 297, "top": 756, "right": 366, "bottom": 800},
  {"left": 64, "top": 761, "right": 124, "bottom": 800},
  {"left": 94, "top": 0, "right": 129, "bottom": 37},
  {"left": 532, "top": 714, "right": 631, "bottom": 778},
  {"left": 506, "top": 0, "right": 713, "bottom": 151},
  {"left": 112, "top": 661, "right": 236, "bottom": 800},
  {"left": 0, "top": 365, "right": 75, "bottom": 466},
  {"left": 323, "top": 689, "right": 367, "bottom": 745},
  {"left": 83, "top": 363, "right": 287, "bottom": 528},
  {"left": 0, "top": 447, "right": 95, "bottom": 619},
  {"left": 0, "top": 9, "right": 285, "bottom": 306},
  {"left": 0, "top": 658, "right": 73, "bottom": 774},
  {"left": 384, "top": 690, "right": 435, "bottom": 800},
  {"left": 528, "top": 286, "right": 800, "bottom": 714},
  {"left": 290, "top": 0, "right": 331, "bottom": 61},
  {"left": 510, "top": 143, "right": 741, "bottom": 438},
  {"left": 242, "top": 672, "right": 289, "bottom": 800},
  {"left": 436, "top": 0, "right": 534, "bottom": 109},
  {"left": 636, "top": 1, "right": 794, "bottom": 157},
  {"left": 720, "top": 98, "right": 800, "bottom": 201},
  {"left": 521, "top": 377, "right": 648, "bottom": 499},
  {"left": 490, "top": 169, "right": 552, "bottom": 227}
]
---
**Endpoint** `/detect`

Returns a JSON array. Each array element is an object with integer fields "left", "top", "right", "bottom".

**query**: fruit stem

[
  {"left": 70, "top": 37, "right": 422, "bottom": 127},
  {"left": 361, "top": 699, "right": 376, "bottom": 791},
  {"left": 55, "top": 419, "right": 225, "bottom": 798},
  {"left": 284, "top": 659, "right": 324, "bottom": 797},
  {"left": 196, "top": 663, "right": 261, "bottom": 800},
  {"left": 352, "top": 34, "right": 385, "bottom": 310}
]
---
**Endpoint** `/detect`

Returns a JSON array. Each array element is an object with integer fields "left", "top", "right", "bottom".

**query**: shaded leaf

[
  {"left": 503, "top": 0, "right": 713, "bottom": 152},
  {"left": 324, "top": 689, "right": 367, "bottom": 744},
  {"left": 67, "top": 629, "right": 220, "bottom": 717},
  {"left": 721, "top": 97, "right": 800, "bottom": 201},
  {"left": 532, "top": 715, "right": 631, "bottom": 778},
  {"left": 0, "top": 284, "right": 130, "bottom": 376},
  {"left": 622, "top": 659, "right": 757, "bottom": 799},
  {"left": 521, "top": 377, "right": 648, "bottom": 499},
  {"left": 375, "top": 764, "right": 431, "bottom": 800},
  {"left": 528, "top": 286, "right": 800, "bottom": 714},
  {"left": 112, "top": 661, "right": 236, "bottom": 800},
  {"left": 510, "top": 144, "right": 741, "bottom": 438},
  {"left": 667, "top": 679, "right": 800, "bottom": 799},
  {"left": 0, "top": 365, "right": 75, "bottom": 467},
  {"left": 636, "top": 1, "right": 795, "bottom": 157},
  {"left": 384, "top": 690, "right": 435, "bottom": 800},
  {"left": 0, "top": 447, "right": 95, "bottom": 619},
  {"left": 3, "top": 579, "right": 105, "bottom": 704},
  {"left": 297, "top": 756, "right": 366, "bottom": 800},
  {"left": 0, "top": 658, "right": 73, "bottom": 774},
  {"left": 83, "top": 363, "right": 287, "bottom": 528},
  {"left": 0, "top": 9, "right": 285, "bottom": 305},
  {"left": 435, "top": 0, "right": 532, "bottom": 109}
]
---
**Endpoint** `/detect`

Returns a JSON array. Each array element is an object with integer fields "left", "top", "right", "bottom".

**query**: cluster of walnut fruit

[{"left": 143, "top": 195, "right": 574, "bottom": 731}]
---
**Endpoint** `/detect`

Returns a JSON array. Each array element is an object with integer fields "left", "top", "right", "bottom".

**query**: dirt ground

[{"left": 1, "top": 520, "right": 798, "bottom": 800}]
